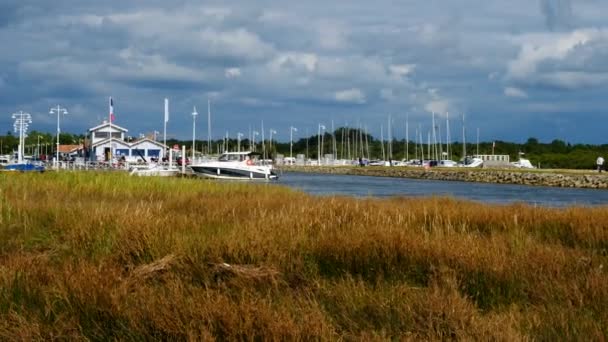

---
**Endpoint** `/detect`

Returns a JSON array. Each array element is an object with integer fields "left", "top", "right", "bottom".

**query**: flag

[
  {"left": 109, "top": 97, "right": 115, "bottom": 122},
  {"left": 164, "top": 98, "right": 169, "bottom": 123}
]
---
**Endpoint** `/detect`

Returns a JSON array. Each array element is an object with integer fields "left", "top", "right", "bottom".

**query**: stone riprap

[{"left": 283, "top": 166, "right": 608, "bottom": 189}]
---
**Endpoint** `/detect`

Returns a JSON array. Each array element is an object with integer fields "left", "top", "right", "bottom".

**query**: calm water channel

[{"left": 273, "top": 172, "right": 608, "bottom": 207}]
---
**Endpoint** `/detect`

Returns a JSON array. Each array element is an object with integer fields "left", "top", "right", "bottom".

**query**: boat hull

[{"left": 190, "top": 165, "right": 278, "bottom": 180}]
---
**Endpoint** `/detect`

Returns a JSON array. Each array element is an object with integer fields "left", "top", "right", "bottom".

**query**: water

[{"left": 274, "top": 172, "right": 608, "bottom": 207}]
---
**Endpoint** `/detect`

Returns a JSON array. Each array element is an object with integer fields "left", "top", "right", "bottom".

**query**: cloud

[
  {"left": 317, "top": 21, "right": 349, "bottom": 50},
  {"left": 504, "top": 87, "right": 528, "bottom": 98},
  {"left": 507, "top": 29, "right": 608, "bottom": 89},
  {"left": 425, "top": 99, "right": 450, "bottom": 114},
  {"left": 3, "top": 1, "right": 608, "bottom": 143},
  {"left": 334, "top": 88, "right": 366, "bottom": 104},
  {"left": 225, "top": 67, "right": 241, "bottom": 78},
  {"left": 389, "top": 64, "right": 415, "bottom": 80},
  {"left": 540, "top": 0, "right": 573, "bottom": 31},
  {"left": 269, "top": 52, "right": 318, "bottom": 73}
]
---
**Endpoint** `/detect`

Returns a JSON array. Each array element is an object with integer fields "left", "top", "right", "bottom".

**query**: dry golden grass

[{"left": 0, "top": 171, "right": 607, "bottom": 340}]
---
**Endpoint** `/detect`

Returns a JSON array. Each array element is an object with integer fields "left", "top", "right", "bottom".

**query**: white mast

[
  {"left": 476, "top": 127, "right": 480, "bottom": 156},
  {"left": 446, "top": 112, "right": 451, "bottom": 160},
  {"left": 462, "top": 113, "right": 466, "bottom": 159},
  {"left": 191, "top": 106, "right": 198, "bottom": 160},
  {"left": 207, "top": 98, "right": 211, "bottom": 155},
  {"left": 261, "top": 120, "right": 265, "bottom": 160},
  {"left": 426, "top": 131, "right": 433, "bottom": 160},
  {"left": 387, "top": 114, "right": 392, "bottom": 161},
  {"left": 405, "top": 114, "right": 409, "bottom": 161},
  {"left": 164, "top": 98, "right": 169, "bottom": 157},
  {"left": 380, "top": 124, "right": 385, "bottom": 161}
]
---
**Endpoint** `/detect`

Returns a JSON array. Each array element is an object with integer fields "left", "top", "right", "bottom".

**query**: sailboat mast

[
  {"left": 380, "top": 124, "right": 385, "bottom": 161},
  {"left": 462, "top": 113, "right": 466, "bottom": 159},
  {"left": 207, "top": 98, "right": 211, "bottom": 155},
  {"left": 476, "top": 127, "right": 480, "bottom": 156},
  {"left": 446, "top": 112, "right": 451, "bottom": 160},
  {"left": 405, "top": 114, "right": 409, "bottom": 161}
]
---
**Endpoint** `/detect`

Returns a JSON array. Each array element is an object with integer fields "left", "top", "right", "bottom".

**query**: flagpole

[
  {"left": 164, "top": 98, "right": 168, "bottom": 159},
  {"left": 109, "top": 97, "right": 112, "bottom": 164}
]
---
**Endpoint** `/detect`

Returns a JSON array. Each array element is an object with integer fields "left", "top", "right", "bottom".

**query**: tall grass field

[{"left": 0, "top": 172, "right": 607, "bottom": 340}]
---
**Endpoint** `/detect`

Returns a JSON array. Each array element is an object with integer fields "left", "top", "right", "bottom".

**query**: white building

[{"left": 89, "top": 121, "right": 167, "bottom": 162}]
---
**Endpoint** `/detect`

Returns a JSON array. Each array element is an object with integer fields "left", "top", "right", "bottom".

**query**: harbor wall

[{"left": 283, "top": 166, "right": 608, "bottom": 189}]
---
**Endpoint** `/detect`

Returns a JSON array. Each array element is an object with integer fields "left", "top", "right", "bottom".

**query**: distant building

[
  {"left": 89, "top": 121, "right": 167, "bottom": 162},
  {"left": 57, "top": 144, "right": 84, "bottom": 160},
  {"left": 475, "top": 154, "right": 511, "bottom": 168}
]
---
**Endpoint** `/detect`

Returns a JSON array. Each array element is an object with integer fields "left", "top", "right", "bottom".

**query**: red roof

[{"left": 57, "top": 144, "right": 83, "bottom": 153}]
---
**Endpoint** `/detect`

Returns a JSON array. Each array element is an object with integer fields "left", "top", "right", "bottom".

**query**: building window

[
  {"left": 116, "top": 149, "right": 130, "bottom": 156},
  {"left": 132, "top": 149, "right": 145, "bottom": 157},
  {"left": 147, "top": 149, "right": 160, "bottom": 157},
  {"left": 95, "top": 132, "right": 108, "bottom": 139}
]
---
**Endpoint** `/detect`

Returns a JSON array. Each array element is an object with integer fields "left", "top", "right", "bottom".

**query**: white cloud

[
  {"left": 198, "top": 28, "right": 274, "bottom": 60},
  {"left": 334, "top": 88, "right": 366, "bottom": 104},
  {"left": 317, "top": 21, "right": 349, "bottom": 50},
  {"left": 389, "top": 64, "right": 415, "bottom": 80},
  {"left": 269, "top": 52, "right": 318, "bottom": 73},
  {"left": 507, "top": 29, "right": 608, "bottom": 88},
  {"left": 424, "top": 99, "right": 449, "bottom": 114},
  {"left": 504, "top": 86, "right": 528, "bottom": 98},
  {"left": 225, "top": 67, "right": 241, "bottom": 78}
]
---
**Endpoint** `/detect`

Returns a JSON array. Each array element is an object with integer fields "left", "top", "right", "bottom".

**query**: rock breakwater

[{"left": 283, "top": 166, "right": 608, "bottom": 189}]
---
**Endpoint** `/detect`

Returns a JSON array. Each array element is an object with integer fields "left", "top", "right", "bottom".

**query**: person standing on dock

[{"left": 597, "top": 156, "right": 605, "bottom": 173}]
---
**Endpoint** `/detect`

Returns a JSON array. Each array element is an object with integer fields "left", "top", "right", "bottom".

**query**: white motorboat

[
  {"left": 461, "top": 157, "right": 484, "bottom": 168},
  {"left": 129, "top": 163, "right": 179, "bottom": 177},
  {"left": 189, "top": 151, "right": 278, "bottom": 180},
  {"left": 511, "top": 158, "right": 535, "bottom": 169}
]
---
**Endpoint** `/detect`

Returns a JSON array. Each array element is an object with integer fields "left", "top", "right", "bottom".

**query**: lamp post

[
  {"left": 237, "top": 132, "right": 244, "bottom": 152},
  {"left": 12, "top": 111, "right": 31, "bottom": 163},
  {"left": 191, "top": 106, "right": 198, "bottom": 160},
  {"left": 49, "top": 105, "right": 68, "bottom": 168},
  {"left": 318, "top": 124, "right": 325, "bottom": 165},
  {"left": 290, "top": 126, "right": 298, "bottom": 160},
  {"left": 12, "top": 111, "right": 32, "bottom": 164}
]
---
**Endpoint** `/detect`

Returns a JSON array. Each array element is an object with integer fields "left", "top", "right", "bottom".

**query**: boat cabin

[{"left": 218, "top": 151, "right": 261, "bottom": 162}]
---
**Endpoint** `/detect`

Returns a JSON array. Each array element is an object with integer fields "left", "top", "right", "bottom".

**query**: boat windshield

[{"left": 218, "top": 154, "right": 247, "bottom": 162}]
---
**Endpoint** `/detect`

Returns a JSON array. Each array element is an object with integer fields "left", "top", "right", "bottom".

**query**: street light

[
  {"left": 237, "top": 132, "right": 244, "bottom": 152},
  {"left": 290, "top": 126, "right": 298, "bottom": 160},
  {"left": 192, "top": 106, "right": 198, "bottom": 160},
  {"left": 12, "top": 111, "right": 31, "bottom": 163},
  {"left": 49, "top": 105, "right": 68, "bottom": 168},
  {"left": 318, "top": 124, "right": 325, "bottom": 165}
]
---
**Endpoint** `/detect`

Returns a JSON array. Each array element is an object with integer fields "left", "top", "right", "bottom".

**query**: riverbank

[{"left": 282, "top": 165, "right": 608, "bottom": 189}]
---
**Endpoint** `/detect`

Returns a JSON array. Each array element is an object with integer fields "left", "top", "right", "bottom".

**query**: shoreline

[{"left": 282, "top": 165, "right": 608, "bottom": 189}]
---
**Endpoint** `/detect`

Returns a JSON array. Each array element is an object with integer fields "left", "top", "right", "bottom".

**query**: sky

[{"left": 1, "top": 0, "right": 607, "bottom": 144}]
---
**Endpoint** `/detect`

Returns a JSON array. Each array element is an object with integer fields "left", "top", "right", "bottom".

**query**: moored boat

[{"left": 189, "top": 151, "right": 278, "bottom": 180}]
